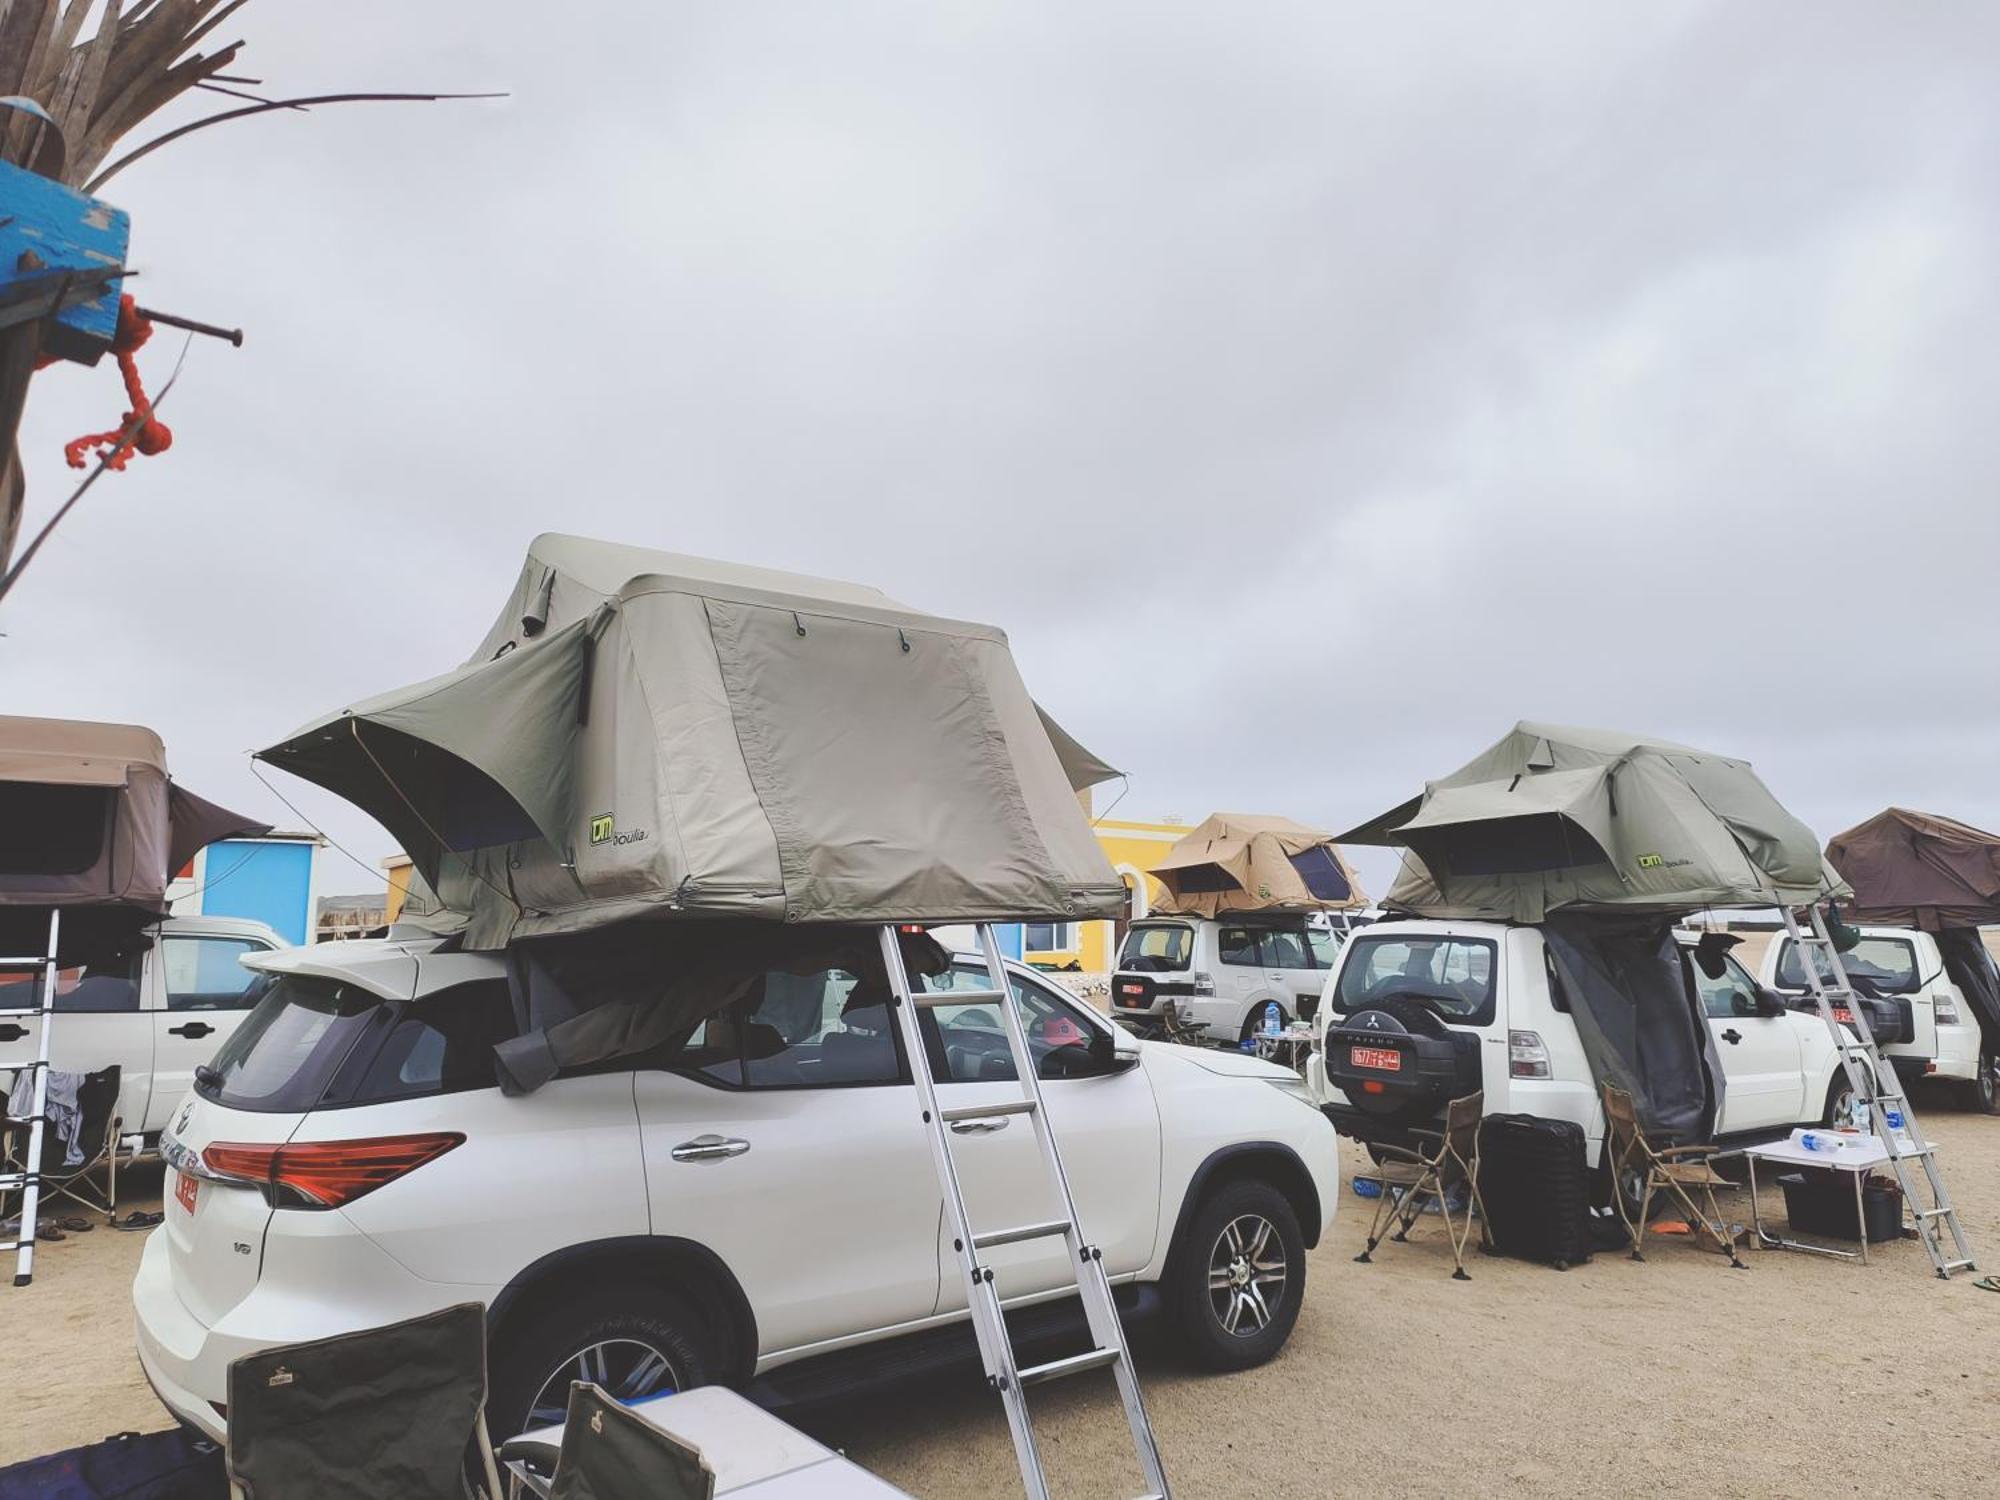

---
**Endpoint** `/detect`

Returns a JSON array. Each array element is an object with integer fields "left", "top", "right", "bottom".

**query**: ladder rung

[
  {"left": 1941, "top": 1258, "right": 1976, "bottom": 1271},
  {"left": 1914, "top": 1207, "right": 1953, "bottom": 1220},
  {"left": 915, "top": 987, "right": 1007, "bottom": 1009},
  {"left": 975, "top": 1219, "right": 1071, "bottom": 1250},
  {"left": 942, "top": 1099, "right": 1036, "bottom": 1124},
  {"left": 1017, "top": 1347, "right": 1121, "bottom": 1387}
]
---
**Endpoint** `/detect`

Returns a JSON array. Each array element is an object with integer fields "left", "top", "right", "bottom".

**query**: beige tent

[
  {"left": 1149, "top": 813, "right": 1368, "bottom": 917},
  {"left": 1341, "top": 721, "right": 1844, "bottom": 922},
  {"left": 260, "top": 535, "right": 1125, "bottom": 949}
]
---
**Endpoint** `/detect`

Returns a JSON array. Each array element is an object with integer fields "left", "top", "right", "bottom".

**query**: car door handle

[
  {"left": 0, "top": 1024, "right": 26, "bottom": 1043},
  {"left": 949, "top": 1118, "right": 1009, "bottom": 1135},
  {"left": 168, "top": 1022, "right": 214, "bottom": 1039},
  {"left": 1720, "top": 1028, "right": 1742, "bottom": 1045},
  {"left": 670, "top": 1135, "right": 750, "bottom": 1162}
]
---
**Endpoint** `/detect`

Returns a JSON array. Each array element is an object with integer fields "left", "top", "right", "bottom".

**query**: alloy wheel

[
  {"left": 1206, "top": 1213, "right": 1288, "bottom": 1336},
  {"left": 529, "top": 1338, "right": 681, "bottom": 1427}
]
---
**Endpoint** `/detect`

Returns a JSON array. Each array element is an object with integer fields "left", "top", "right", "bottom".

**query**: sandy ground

[{"left": 5, "top": 1091, "right": 1998, "bottom": 1497}]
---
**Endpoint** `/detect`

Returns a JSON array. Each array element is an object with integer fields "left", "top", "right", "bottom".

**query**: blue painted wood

[
  {"left": 0, "top": 159, "right": 129, "bottom": 365},
  {"left": 198, "top": 839, "right": 316, "bottom": 946}
]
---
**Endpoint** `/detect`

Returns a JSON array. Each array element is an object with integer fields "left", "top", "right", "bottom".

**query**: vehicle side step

[
  {"left": 975, "top": 1220, "right": 1071, "bottom": 1250},
  {"left": 941, "top": 1099, "right": 1036, "bottom": 1124},
  {"left": 1017, "top": 1347, "right": 1121, "bottom": 1386}
]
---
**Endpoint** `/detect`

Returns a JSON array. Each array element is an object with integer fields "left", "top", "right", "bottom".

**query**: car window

[
  {"left": 1776, "top": 937, "right": 1921, "bottom": 995},
  {"left": 332, "top": 980, "right": 516, "bottom": 1104},
  {"left": 682, "top": 967, "right": 904, "bottom": 1089},
  {"left": 921, "top": 964, "right": 1103, "bottom": 1083},
  {"left": 1217, "top": 926, "right": 1261, "bottom": 966},
  {"left": 1261, "top": 927, "right": 1310, "bottom": 970},
  {"left": 1333, "top": 934, "right": 1498, "bottom": 1025},
  {"left": 163, "top": 935, "right": 271, "bottom": 1011},
  {"left": 1308, "top": 929, "right": 1344, "bottom": 969},
  {"left": 200, "top": 976, "right": 383, "bottom": 1113},
  {"left": 0, "top": 950, "right": 143, "bottom": 1014},
  {"left": 1117, "top": 924, "right": 1192, "bottom": 973},
  {"left": 1692, "top": 952, "right": 1763, "bottom": 1019}
]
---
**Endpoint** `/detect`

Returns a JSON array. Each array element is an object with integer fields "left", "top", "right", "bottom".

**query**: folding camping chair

[
  {"left": 225, "top": 1302, "right": 505, "bottom": 1500},
  {"left": 2, "top": 1065, "right": 122, "bottom": 1226},
  {"left": 531, "top": 1384, "right": 715, "bottom": 1500},
  {"left": 1600, "top": 1083, "right": 1745, "bottom": 1269},
  {"left": 1353, "top": 1090, "right": 1487, "bottom": 1280}
]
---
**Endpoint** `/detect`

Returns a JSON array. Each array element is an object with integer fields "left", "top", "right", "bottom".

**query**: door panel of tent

[
  {"left": 919, "top": 968, "right": 1160, "bottom": 1311},
  {"left": 1691, "top": 959, "right": 1805, "bottom": 1132}
]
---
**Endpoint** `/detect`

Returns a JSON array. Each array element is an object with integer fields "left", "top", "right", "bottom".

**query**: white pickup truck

[
  {"left": 1755, "top": 923, "right": 1995, "bottom": 1113},
  {"left": 0, "top": 914, "right": 286, "bottom": 1139}
]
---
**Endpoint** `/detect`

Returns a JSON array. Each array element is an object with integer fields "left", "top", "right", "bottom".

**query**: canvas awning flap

[
  {"left": 1827, "top": 807, "right": 2000, "bottom": 930},
  {"left": 1357, "top": 721, "right": 1840, "bottom": 922},
  {"left": 167, "top": 784, "right": 273, "bottom": 876},
  {"left": 258, "top": 615, "right": 597, "bottom": 884},
  {"left": 1035, "top": 704, "right": 1121, "bottom": 792}
]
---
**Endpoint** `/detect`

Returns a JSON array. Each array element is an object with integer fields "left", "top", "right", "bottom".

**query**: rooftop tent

[
  {"left": 259, "top": 535, "right": 1126, "bottom": 949},
  {"left": 1825, "top": 807, "right": 2000, "bottom": 931},
  {"left": 0, "top": 714, "right": 270, "bottom": 922},
  {"left": 1149, "top": 813, "right": 1369, "bottom": 917},
  {"left": 1341, "top": 721, "right": 1844, "bottom": 923}
]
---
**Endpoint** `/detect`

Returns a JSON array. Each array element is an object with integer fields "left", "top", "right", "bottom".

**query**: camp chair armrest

[
  {"left": 1651, "top": 1144, "right": 1721, "bottom": 1160},
  {"left": 1369, "top": 1144, "right": 1429, "bottom": 1167}
]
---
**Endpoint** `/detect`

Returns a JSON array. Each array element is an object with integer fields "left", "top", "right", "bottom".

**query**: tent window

[
  {"left": 0, "top": 783, "right": 111, "bottom": 874},
  {"left": 1287, "top": 845, "right": 1353, "bottom": 902},
  {"left": 1405, "top": 812, "right": 1609, "bottom": 877},
  {"left": 1171, "top": 864, "right": 1237, "bottom": 894}
]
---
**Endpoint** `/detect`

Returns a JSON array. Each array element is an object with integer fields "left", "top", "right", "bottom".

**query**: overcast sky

[{"left": 5, "top": 1, "right": 1997, "bottom": 900}]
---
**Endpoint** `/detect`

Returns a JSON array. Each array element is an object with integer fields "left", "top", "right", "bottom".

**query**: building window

[{"left": 1024, "top": 922, "right": 1077, "bottom": 952}]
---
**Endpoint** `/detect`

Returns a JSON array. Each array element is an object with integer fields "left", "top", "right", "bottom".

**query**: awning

[{"left": 1386, "top": 766, "right": 1616, "bottom": 878}]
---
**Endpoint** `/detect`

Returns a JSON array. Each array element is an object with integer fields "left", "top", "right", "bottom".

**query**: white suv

[
  {"left": 1111, "top": 914, "right": 1339, "bottom": 1044},
  {"left": 135, "top": 935, "right": 1336, "bottom": 1441}
]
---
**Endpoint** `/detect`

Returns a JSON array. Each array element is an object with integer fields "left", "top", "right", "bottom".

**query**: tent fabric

[
  {"left": 1826, "top": 807, "right": 2000, "bottom": 931},
  {"left": 1342, "top": 721, "right": 1844, "bottom": 923},
  {"left": 1541, "top": 914, "right": 1721, "bottom": 1143},
  {"left": 262, "top": 535, "right": 1125, "bottom": 950},
  {"left": 1935, "top": 928, "right": 2000, "bottom": 1058},
  {"left": 1149, "top": 813, "right": 1368, "bottom": 917},
  {"left": 0, "top": 715, "right": 269, "bottom": 916}
]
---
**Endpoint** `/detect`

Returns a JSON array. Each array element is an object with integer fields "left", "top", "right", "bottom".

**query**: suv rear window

[
  {"left": 1776, "top": 936, "right": 1920, "bottom": 996},
  {"left": 1118, "top": 924, "right": 1192, "bottom": 973},
  {"left": 198, "top": 974, "right": 516, "bottom": 1113},
  {"left": 1332, "top": 933, "right": 1498, "bottom": 1025}
]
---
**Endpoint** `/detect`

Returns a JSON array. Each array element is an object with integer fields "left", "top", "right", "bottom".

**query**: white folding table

[
  {"left": 1733, "top": 1135, "right": 1898, "bottom": 1265},
  {"left": 501, "top": 1385, "right": 914, "bottom": 1498}
]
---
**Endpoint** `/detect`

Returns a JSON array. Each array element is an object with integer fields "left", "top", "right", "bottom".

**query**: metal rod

[{"left": 134, "top": 306, "right": 242, "bottom": 347}]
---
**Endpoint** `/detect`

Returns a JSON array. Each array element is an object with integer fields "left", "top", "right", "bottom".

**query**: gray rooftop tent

[
  {"left": 1339, "top": 722, "right": 1845, "bottom": 1141},
  {"left": 1149, "top": 813, "right": 1368, "bottom": 918},
  {"left": 1826, "top": 808, "right": 2000, "bottom": 1058},
  {"left": 0, "top": 715, "right": 269, "bottom": 947},
  {"left": 258, "top": 535, "right": 1127, "bottom": 952}
]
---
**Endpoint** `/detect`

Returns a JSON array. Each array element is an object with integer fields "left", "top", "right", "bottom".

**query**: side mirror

[
  {"left": 1090, "top": 1027, "right": 1143, "bottom": 1075},
  {"left": 1756, "top": 989, "right": 1790, "bottom": 1020}
]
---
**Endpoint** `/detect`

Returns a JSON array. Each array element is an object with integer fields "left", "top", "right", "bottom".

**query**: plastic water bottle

[
  {"left": 1263, "top": 1001, "right": 1283, "bottom": 1038},
  {"left": 1883, "top": 1105, "right": 1904, "bottom": 1131},
  {"left": 1798, "top": 1132, "right": 1837, "bottom": 1154}
]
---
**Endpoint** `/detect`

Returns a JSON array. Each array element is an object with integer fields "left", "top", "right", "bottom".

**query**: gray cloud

[{"left": 5, "top": 1, "right": 1996, "bottom": 901}]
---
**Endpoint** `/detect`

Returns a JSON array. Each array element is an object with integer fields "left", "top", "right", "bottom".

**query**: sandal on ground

[
  {"left": 59, "top": 1215, "right": 94, "bottom": 1232},
  {"left": 1973, "top": 1275, "right": 2000, "bottom": 1294},
  {"left": 35, "top": 1223, "right": 65, "bottom": 1241},
  {"left": 112, "top": 1209, "right": 163, "bottom": 1231}
]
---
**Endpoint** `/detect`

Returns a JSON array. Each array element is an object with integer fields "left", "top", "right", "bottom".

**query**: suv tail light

[
  {"left": 1191, "top": 972, "right": 1216, "bottom": 996},
  {"left": 1933, "top": 994, "right": 1962, "bottom": 1026},
  {"left": 202, "top": 1133, "right": 464, "bottom": 1209},
  {"left": 1508, "top": 1030, "right": 1552, "bottom": 1079}
]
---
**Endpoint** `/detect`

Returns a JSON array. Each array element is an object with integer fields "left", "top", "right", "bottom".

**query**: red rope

[{"left": 62, "top": 294, "right": 173, "bottom": 470}]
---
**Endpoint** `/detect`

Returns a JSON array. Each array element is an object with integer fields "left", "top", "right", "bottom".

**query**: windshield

[
  {"left": 197, "top": 975, "right": 383, "bottom": 1114},
  {"left": 1776, "top": 936, "right": 1921, "bottom": 996},
  {"left": 1333, "top": 933, "right": 1498, "bottom": 1023},
  {"left": 1118, "top": 924, "right": 1193, "bottom": 973}
]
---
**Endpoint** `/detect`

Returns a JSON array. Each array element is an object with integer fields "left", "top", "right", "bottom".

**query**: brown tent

[
  {"left": 1149, "top": 813, "right": 1367, "bottom": 918},
  {"left": 0, "top": 715, "right": 268, "bottom": 919},
  {"left": 1826, "top": 808, "right": 2000, "bottom": 930}
]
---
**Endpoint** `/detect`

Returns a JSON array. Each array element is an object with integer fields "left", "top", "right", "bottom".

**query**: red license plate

[
  {"left": 174, "top": 1170, "right": 199, "bottom": 1215},
  {"left": 1350, "top": 1045, "right": 1402, "bottom": 1072}
]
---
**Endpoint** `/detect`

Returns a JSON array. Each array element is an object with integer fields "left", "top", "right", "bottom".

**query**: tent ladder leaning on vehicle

[
  {"left": 1780, "top": 904, "right": 1976, "bottom": 1279},
  {"left": 880, "top": 923, "right": 1171, "bottom": 1500},
  {"left": 0, "top": 908, "right": 60, "bottom": 1284}
]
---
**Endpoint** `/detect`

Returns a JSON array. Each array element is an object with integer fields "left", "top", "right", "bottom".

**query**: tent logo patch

[
  {"left": 589, "top": 814, "right": 615, "bottom": 845},
  {"left": 1637, "top": 853, "right": 1663, "bottom": 868}
]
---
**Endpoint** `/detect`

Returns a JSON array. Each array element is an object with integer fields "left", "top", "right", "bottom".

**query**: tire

[
  {"left": 1964, "top": 1054, "right": 2000, "bottom": 1115},
  {"left": 1824, "top": 1068, "right": 1871, "bottom": 1128},
  {"left": 1597, "top": 1156, "right": 1667, "bottom": 1227},
  {"left": 489, "top": 1279, "right": 720, "bottom": 1439},
  {"left": 1238, "top": 1004, "right": 1287, "bottom": 1045},
  {"left": 1167, "top": 1178, "right": 1306, "bottom": 1371}
]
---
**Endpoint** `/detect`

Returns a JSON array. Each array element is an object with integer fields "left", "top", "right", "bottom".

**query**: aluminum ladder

[
  {"left": 1781, "top": 904, "right": 1976, "bottom": 1279},
  {"left": 878, "top": 924, "right": 1171, "bottom": 1500},
  {"left": 1, "top": 909, "right": 62, "bottom": 1287}
]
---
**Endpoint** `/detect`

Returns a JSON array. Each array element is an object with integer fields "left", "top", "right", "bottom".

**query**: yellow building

[
  {"left": 382, "top": 853, "right": 415, "bottom": 924},
  {"left": 1023, "top": 812, "right": 1192, "bottom": 973}
]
